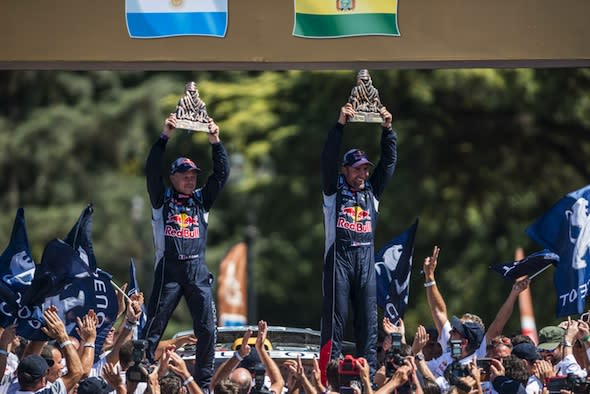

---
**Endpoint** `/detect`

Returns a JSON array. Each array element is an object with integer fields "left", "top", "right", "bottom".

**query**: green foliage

[{"left": 1, "top": 69, "right": 590, "bottom": 340}]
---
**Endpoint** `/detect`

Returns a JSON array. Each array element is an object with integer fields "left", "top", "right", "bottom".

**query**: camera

[
  {"left": 385, "top": 334, "right": 406, "bottom": 378},
  {"left": 449, "top": 339, "right": 462, "bottom": 360},
  {"left": 443, "top": 360, "right": 470, "bottom": 390},
  {"left": 476, "top": 358, "right": 492, "bottom": 382},
  {"left": 546, "top": 374, "right": 590, "bottom": 394},
  {"left": 338, "top": 355, "right": 361, "bottom": 388},
  {"left": 250, "top": 364, "right": 271, "bottom": 394},
  {"left": 127, "top": 340, "right": 152, "bottom": 383}
]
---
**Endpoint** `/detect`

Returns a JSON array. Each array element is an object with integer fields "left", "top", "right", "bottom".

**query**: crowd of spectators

[{"left": 0, "top": 247, "right": 589, "bottom": 394}]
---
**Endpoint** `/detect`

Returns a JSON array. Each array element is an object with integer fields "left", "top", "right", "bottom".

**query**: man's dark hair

[
  {"left": 422, "top": 378, "right": 442, "bottom": 394},
  {"left": 502, "top": 355, "right": 530, "bottom": 386},
  {"left": 119, "top": 340, "right": 134, "bottom": 369},
  {"left": 41, "top": 343, "right": 57, "bottom": 363},
  {"left": 326, "top": 359, "right": 340, "bottom": 390},
  {"left": 215, "top": 379, "right": 240, "bottom": 394},
  {"left": 159, "top": 373, "right": 183, "bottom": 394},
  {"left": 510, "top": 334, "right": 534, "bottom": 347}
]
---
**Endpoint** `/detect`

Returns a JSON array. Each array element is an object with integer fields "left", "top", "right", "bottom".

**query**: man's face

[
  {"left": 170, "top": 171, "right": 197, "bottom": 195},
  {"left": 489, "top": 344, "right": 512, "bottom": 359},
  {"left": 342, "top": 164, "right": 369, "bottom": 191},
  {"left": 539, "top": 346, "right": 561, "bottom": 365},
  {"left": 47, "top": 348, "right": 63, "bottom": 382}
]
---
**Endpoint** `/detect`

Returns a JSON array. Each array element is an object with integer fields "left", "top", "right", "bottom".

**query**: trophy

[
  {"left": 347, "top": 69, "right": 384, "bottom": 123},
  {"left": 175, "top": 81, "right": 210, "bottom": 132}
]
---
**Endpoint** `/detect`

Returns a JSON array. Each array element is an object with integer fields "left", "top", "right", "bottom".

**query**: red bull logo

[
  {"left": 165, "top": 213, "right": 200, "bottom": 239},
  {"left": 338, "top": 206, "right": 372, "bottom": 233},
  {"left": 340, "top": 206, "right": 371, "bottom": 222},
  {"left": 167, "top": 213, "right": 198, "bottom": 228}
]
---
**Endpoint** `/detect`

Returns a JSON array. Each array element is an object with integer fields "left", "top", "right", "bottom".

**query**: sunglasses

[
  {"left": 491, "top": 336, "right": 512, "bottom": 347},
  {"left": 42, "top": 357, "right": 55, "bottom": 367}
]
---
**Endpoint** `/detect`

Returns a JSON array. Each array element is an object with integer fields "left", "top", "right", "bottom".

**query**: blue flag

[
  {"left": 375, "top": 219, "right": 419, "bottom": 323},
  {"left": 17, "top": 268, "right": 118, "bottom": 359},
  {"left": 65, "top": 204, "right": 97, "bottom": 272},
  {"left": 128, "top": 259, "right": 147, "bottom": 338},
  {"left": 526, "top": 184, "right": 590, "bottom": 316},
  {"left": 0, "top": 208, "right": 36, "bottom": 326},
  {"left": 490, "top": 250, "right": 559, "bottom": 280},
  {"left": 19, "top": 239, "right": 91, "bottom": 308}
]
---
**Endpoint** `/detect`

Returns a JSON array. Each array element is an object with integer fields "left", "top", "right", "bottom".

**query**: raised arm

[
  {"left": 76, "top": 309, "right": 98, "bottom": 378},
  {"left": 423, "top": 246, "right": 447, "bottom": 334},
  {"left": 369, "top": 107, "right": 397, "bottom": 199},
  {"left": 321, "top": 104, "right": 353, "bottom": 195},
  {"left": 255, "top": 320, "right": 284, "bottom": 394},
  {"left": 201, "top": 120, "right": 230, "bottom": 212},
  {"left": 42, "top": 307, "right": 84, "bottom": 392},
  {"left": 106, "top": 299, "right": 142, "bottom": 365},
  {"left": 145, "top": 114, "right": 175, "bottom": 209},
  {"left": 210, "top": 329, "right": 252, "bottom": 391},
  {"left": 485, "top": 277, "right": 530, "bottom": 341}
]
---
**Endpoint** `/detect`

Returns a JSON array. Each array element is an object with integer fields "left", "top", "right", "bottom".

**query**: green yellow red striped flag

[{"left": 293, "top": 0, "right": 400, "bottom": 38}]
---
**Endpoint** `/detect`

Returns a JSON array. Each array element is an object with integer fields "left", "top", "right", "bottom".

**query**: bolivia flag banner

[
  {"left": 293, "top": 0, "right": 400, "bottom": 38},
  {"left": 126, "top": 0, "right": 228, "bottom": 39}
]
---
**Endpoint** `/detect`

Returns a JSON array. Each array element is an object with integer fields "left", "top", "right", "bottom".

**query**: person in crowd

[
  {"left": 159, "top": 346, "right": 204, "bottom": 394},
  {"left": 537, "top": 320, "right": 587, "bottom": 378},
  {"left": 211, "top": 321, "right": 284, "bottom": 394},
  {"left": 143, "top": 112, "right": 230, "bottom": 389},
  {"left": 9, "top": 307, "right": 84, "bottom": 394},
  {"left": 0, "top": 326, "right": 18, "bottom": 385},
  {"left": 489, "top": 358, "right": 526, "bottom": 394},
  {"left": 91, "top": 296, "right": 144, "bottom": 379},
  {"left": 421, "top": 245, "right": 530, "bottom": 391},
  {"left": 284, "top": 356, "right": 317, "bottom": 394},
  {"left": 319, "top": 102, "right": 397, "bottom": 382},
  {"left": 487, "top": 335, "right": 513, "bottom": 359},
  {"left": 76, "top": 376, "right": 115, "bottom": 394}
]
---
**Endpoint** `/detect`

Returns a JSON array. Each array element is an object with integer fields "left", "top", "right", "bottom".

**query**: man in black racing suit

[
  {"left": 319, "top": 103, "right": 397, "bottom": 383},
  {"left": 143, "top": 113, "right": 229, "bottom": 390}
]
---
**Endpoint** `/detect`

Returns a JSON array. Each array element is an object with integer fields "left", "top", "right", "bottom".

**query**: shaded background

[{"left": 0, "top": 69, "right": 589, "bottom": 340}]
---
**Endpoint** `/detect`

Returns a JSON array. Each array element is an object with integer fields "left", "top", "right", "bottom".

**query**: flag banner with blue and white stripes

[{"left": 126, "top": 0, "right": 228, "bottom": 39}]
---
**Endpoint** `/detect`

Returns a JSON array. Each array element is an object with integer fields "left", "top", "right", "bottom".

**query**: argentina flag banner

[
  {"left": 527, "top": 185, "right": 590, "bottom": 317},
  {"left": 126, "top": 0, "right": 228, "bottom": 39}
]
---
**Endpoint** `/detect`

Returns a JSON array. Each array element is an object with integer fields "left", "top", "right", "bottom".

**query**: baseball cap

[
  {"left": 17, "top": 355, "right": 49, "bottom": 380},
  {"left": 451, "top": 316, "right": 485, "bottom": 351},
  {"left": 170, "top": 157, "right": 200, "bottom": 174},
  {"left": 342, "top": 149, "right": 374, "bottom": 168},
  {"left": 537, "top": 326, "right": 565, "bottom": 351},
  {"left": 511, "top": 342, "right": 541, "bottom": 362},
  {"left": 77, "top": 377, "right": 115, "bottom": 394}
]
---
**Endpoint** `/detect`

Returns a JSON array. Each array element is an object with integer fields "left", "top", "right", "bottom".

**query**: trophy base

[
  {"left": 349, "top": 112, "right": 383, "bottom": 123},
  {"left": 176, "top": 119, "right": 209, "bottom": 132}
]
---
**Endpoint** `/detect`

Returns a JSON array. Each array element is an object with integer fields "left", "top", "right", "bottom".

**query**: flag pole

[
  {"left": 110, "top": 280, "right": 132, "bottom": 303},
  {"left": 528, "top": 264, "right": 552, "bottom": 280},
  {"left": 516, "top": 247, "right": 539, "bottom": 345}
]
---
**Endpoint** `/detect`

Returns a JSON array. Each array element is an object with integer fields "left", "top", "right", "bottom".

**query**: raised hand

[{"left": 423, "top": 246, "right": 440, "bottom": 281}]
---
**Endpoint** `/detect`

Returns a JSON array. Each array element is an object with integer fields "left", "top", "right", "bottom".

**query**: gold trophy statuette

[
  {"left": 347, "top": 69, "right": 384, "bottom": 123},
  {"left": 175, "top": 81, "right": 210, "bottom": 132}
]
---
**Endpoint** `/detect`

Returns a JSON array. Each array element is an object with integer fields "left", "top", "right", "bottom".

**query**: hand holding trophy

[
  {"left": 347, "top": 69, "right": 384, "bottom": 123},
  {"left": 175, "top": 81, "right": 211, "bottom": 132}
]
